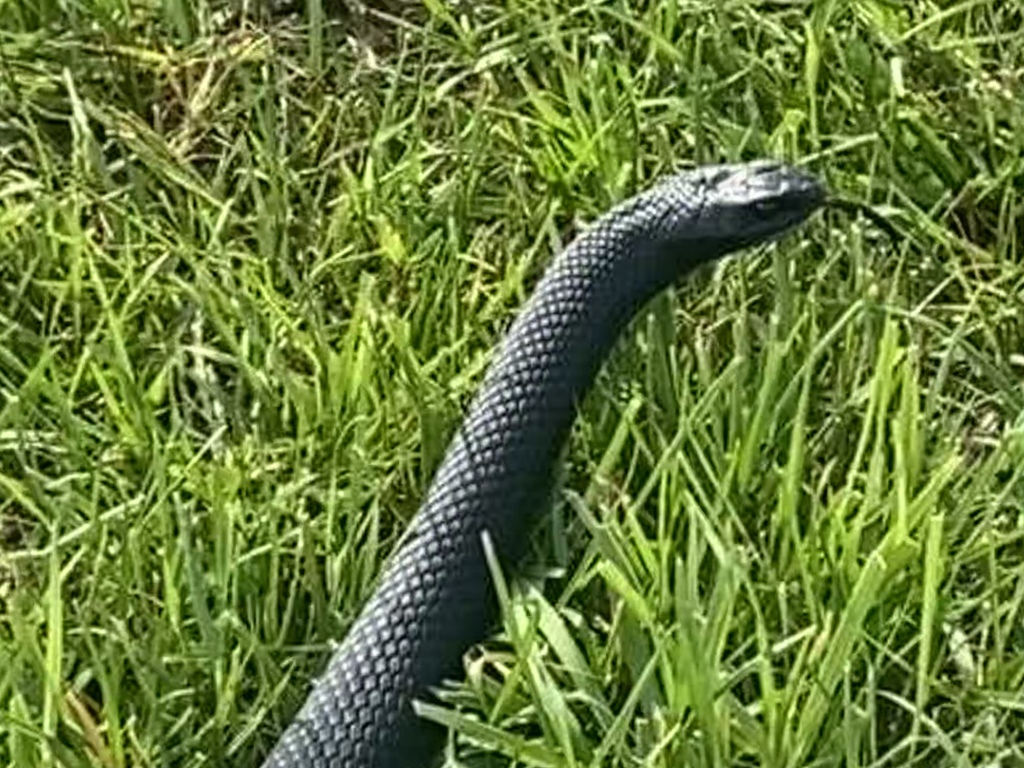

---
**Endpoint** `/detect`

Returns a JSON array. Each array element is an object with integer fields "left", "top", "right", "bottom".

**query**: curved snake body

[{"left": 262, "top": 161, "right": 825, "bottom": 768}]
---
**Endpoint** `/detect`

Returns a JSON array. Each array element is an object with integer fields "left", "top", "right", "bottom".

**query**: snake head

[{"left": 650, "top": 160, "right": 826, "bottom": 256}]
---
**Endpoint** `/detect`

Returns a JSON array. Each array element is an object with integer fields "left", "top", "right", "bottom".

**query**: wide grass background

[{"left": 2, "top": 1, "right": 1024, "bottom": 766}]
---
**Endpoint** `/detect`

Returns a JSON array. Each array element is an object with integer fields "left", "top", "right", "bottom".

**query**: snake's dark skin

[{"left": 261, "top": 161, "right": 826, "bottom": 768}]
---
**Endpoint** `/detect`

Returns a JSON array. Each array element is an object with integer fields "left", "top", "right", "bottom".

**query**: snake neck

[{"left": 413, "top": 221, "right": 705, "bottom": 557}]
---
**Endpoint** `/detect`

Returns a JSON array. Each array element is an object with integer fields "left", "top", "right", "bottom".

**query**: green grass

[{"left": 1, "top": 1, "right": 1023, "bottom": 766}]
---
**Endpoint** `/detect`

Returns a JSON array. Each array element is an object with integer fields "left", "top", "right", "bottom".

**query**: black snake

[{"left": 261, "top": 161, "right": 827, "bottom": 768}]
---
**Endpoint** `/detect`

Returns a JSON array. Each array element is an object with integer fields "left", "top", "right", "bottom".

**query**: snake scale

[{"left": 261, "top": 161, "right": 826, "bottom": 768}]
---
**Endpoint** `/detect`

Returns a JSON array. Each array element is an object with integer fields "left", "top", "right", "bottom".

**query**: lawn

[{"left": 1, "top": 1, "right": 1023, "bottom": 766}]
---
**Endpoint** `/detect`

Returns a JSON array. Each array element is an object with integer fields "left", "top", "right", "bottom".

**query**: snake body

[{"left": 262, "top": 161, "right": 825, "bottom": 768}]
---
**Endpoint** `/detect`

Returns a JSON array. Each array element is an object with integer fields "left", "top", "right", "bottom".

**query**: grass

[{"left": 1, "top": 0, "right": 1023, "bottom": 766}]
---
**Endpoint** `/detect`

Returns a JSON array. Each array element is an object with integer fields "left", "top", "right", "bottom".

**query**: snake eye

[{"left": 753, "top": 197, "right": 784, "bottom": 216}]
